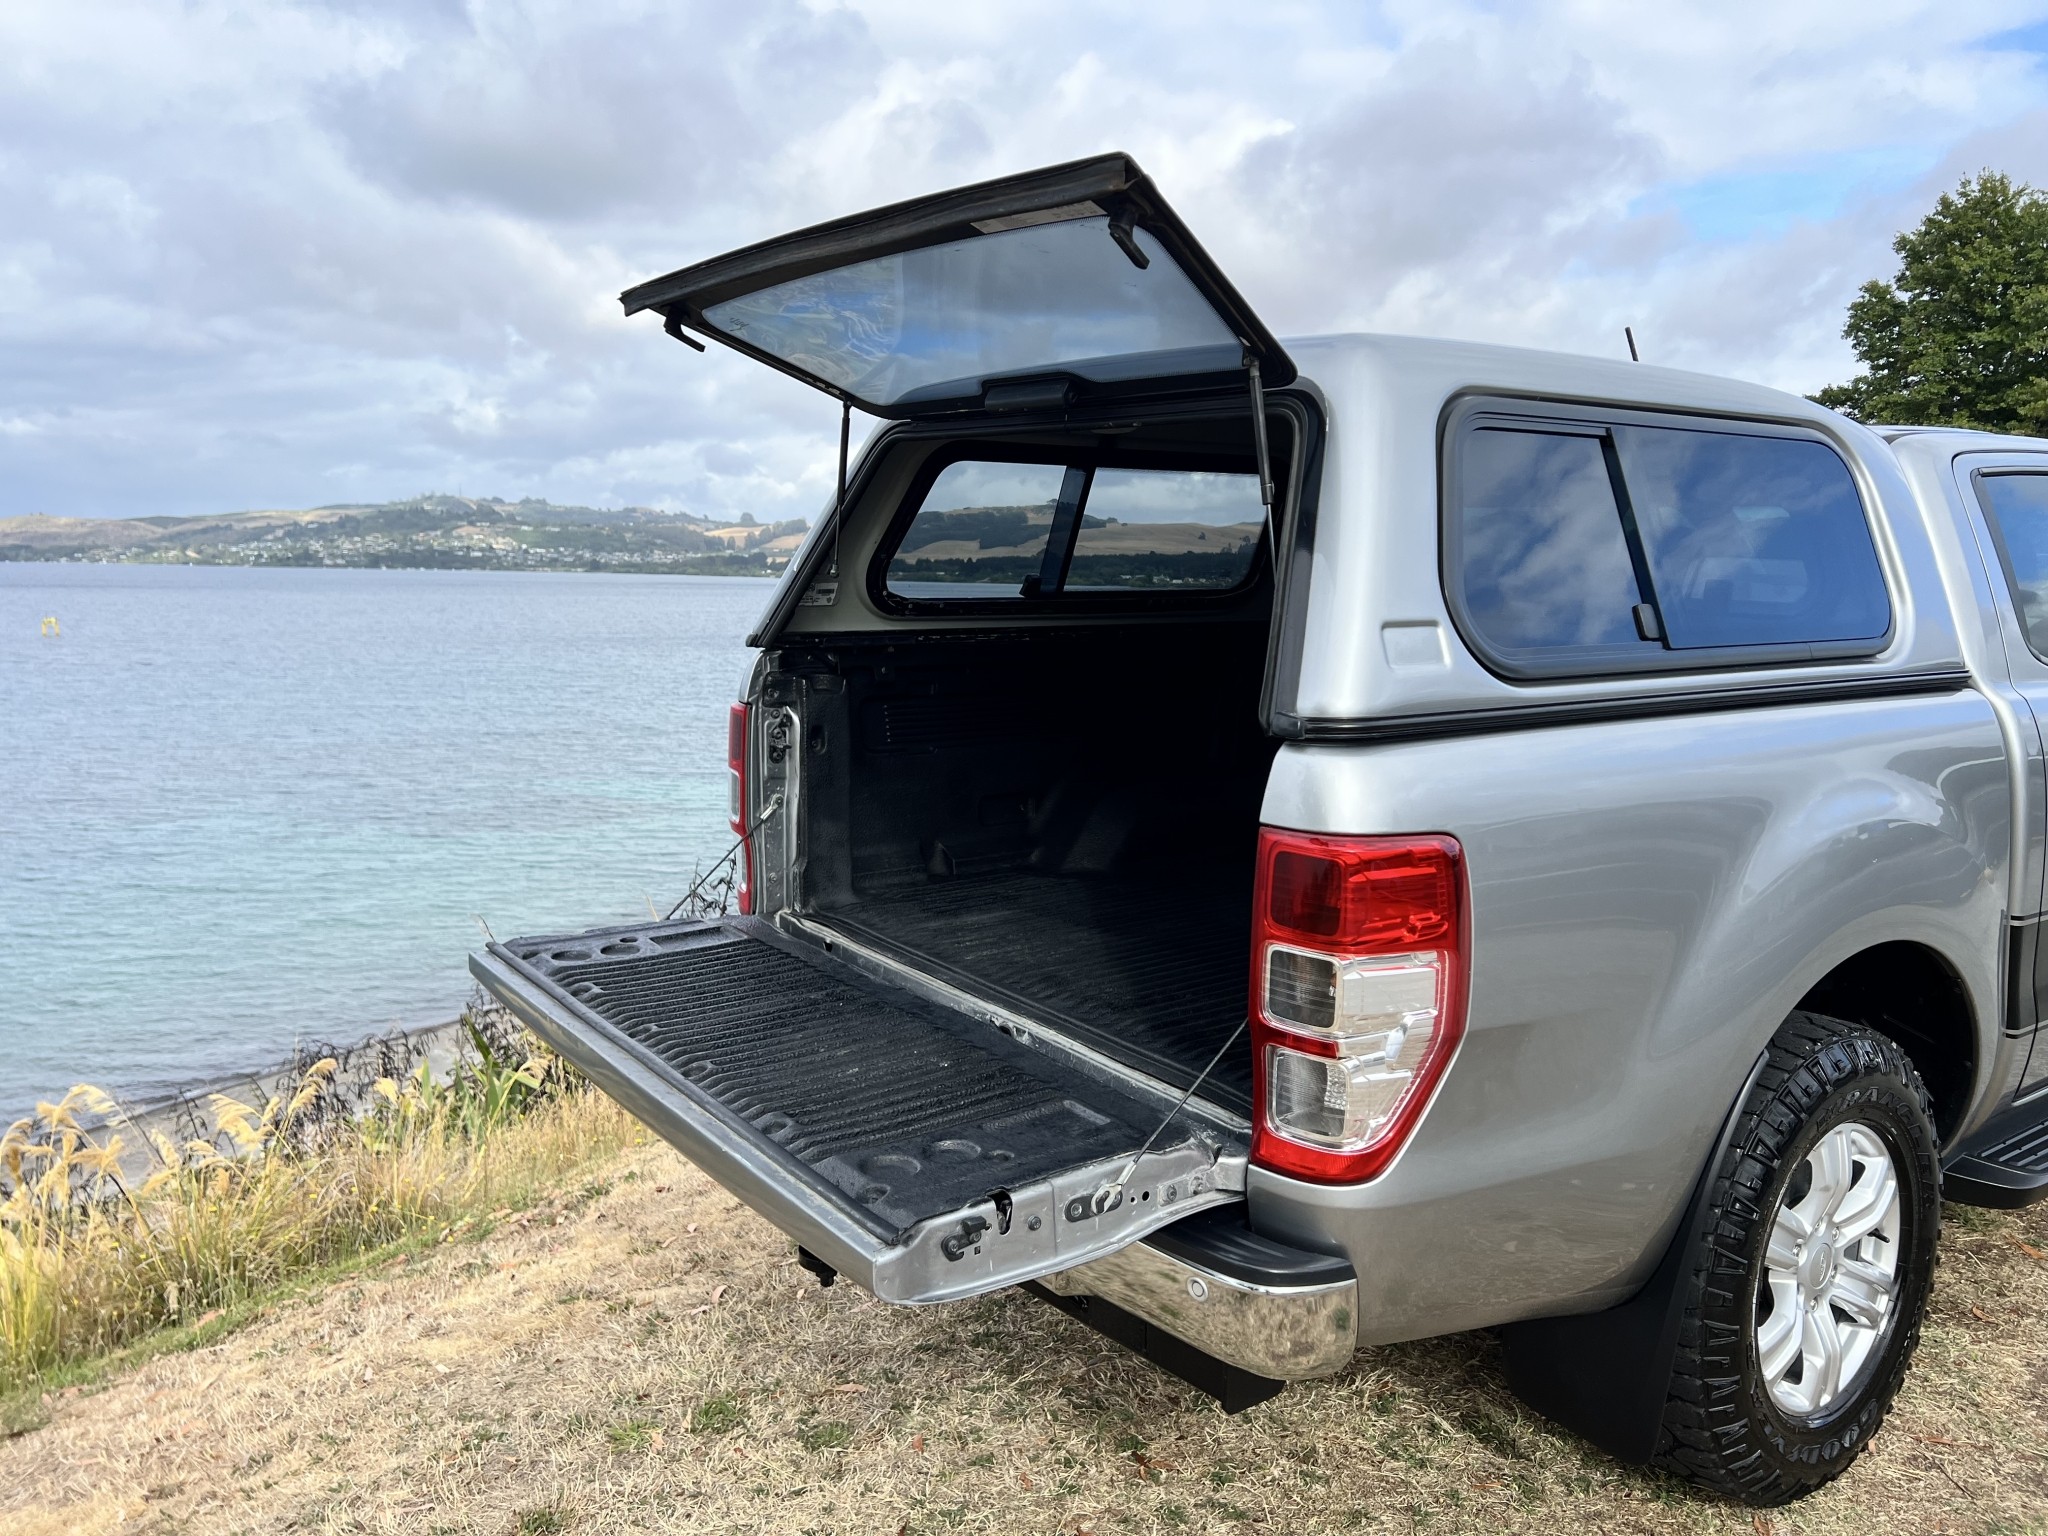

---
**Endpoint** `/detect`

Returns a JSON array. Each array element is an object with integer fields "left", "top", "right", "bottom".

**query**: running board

[{"left": 1944, "top": 1095, "right": 2048, "bottom": 1208}]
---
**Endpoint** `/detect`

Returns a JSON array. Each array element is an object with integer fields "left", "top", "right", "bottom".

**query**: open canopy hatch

[{"left": 620, "top": 152, "right": 1294, "bottom": 417}]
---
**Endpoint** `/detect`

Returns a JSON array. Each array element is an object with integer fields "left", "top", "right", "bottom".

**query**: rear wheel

[{"left": 1654, "top": 1012, "right": 1940, "bottom": 1504}]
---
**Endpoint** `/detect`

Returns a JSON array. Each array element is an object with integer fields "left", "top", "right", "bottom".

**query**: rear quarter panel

[{"left": 1250, "top": 692, "right": 2007, "bottom": 1345}]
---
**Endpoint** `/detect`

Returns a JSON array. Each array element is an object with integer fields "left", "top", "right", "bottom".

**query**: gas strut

[{"left": 1244, "top": 345, "right": 1277, "bottom": 555}]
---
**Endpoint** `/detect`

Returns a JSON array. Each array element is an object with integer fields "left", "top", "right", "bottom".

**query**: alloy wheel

[{"left": 1754, "top": 1120, "right": 1903, "bottom": 1417}]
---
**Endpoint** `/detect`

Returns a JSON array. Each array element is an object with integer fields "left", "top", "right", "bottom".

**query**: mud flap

[{"left": 1499, "top": 1051, "right": 1769, "bottom": 1463}]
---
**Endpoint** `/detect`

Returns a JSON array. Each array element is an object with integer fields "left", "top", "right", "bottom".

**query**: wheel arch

[{"left": 1794, "top": 938, "right": 1979, "bottom": 1141}]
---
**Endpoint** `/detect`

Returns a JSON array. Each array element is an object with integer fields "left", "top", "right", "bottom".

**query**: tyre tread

[{"left": 1649, "top": 1011, "right": 1938, "bottom": 1504}]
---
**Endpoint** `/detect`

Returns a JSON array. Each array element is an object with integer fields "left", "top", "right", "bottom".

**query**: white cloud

[{"left": 1, "top": 0, "right": 2045, "bottom": 520}]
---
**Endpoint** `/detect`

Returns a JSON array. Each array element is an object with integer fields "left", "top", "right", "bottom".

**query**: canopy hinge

[{"left": 662, "top": 312, "right": 707, "bottom": 352}]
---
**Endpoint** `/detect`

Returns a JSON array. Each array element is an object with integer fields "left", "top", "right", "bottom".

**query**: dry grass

[
  {"left": 3, "top": 1137, "right": 2045, "bottom": 1536},
  {"left": 0, "top": 1020, "right": 641, "bottom": 1397}
]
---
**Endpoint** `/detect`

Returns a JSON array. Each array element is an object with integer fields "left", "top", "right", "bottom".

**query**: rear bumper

[{"left": 1043, "top": 1206, "right": 1358, "bottom": 1379}]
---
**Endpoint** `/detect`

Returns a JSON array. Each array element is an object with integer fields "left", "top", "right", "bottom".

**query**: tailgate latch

[{"left": 939, "top": 1215, "right": 990, "bottom": 1262}]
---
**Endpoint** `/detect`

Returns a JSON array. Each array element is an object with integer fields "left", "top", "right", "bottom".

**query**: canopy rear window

[
  {"left": 621, "top": 154, "right": 1292, "bottom": 418},
  {"left": 702, "top": 216, "right": 1239, "bottom": 412}
]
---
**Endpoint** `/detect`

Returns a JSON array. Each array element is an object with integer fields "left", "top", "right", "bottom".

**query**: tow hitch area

[
  {"left": 1025, "top": 1284, "right": 1286, "bottom": 1413},
  {"left": 1032, "top": 1204, "right": 1359, "bottom": 1410}
]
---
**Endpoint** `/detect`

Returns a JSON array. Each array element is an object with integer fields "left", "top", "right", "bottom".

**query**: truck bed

[{"left": 817, "top": 866, "right": 1255, "bottom": 1109}]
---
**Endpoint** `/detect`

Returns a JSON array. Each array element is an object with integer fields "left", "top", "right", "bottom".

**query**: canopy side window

[
  {"left": 1444, "top": 399, "right": 1895, "bottom": 680},
  {"left": 1975, "top": 471, "right": 2048, "bottom": 660},
  {"left": 1452, "top": 425, "right": 1653, "bottom": 668},
  {"left": 1613, "top": 425, "right": 1890, "bottom": 650}
]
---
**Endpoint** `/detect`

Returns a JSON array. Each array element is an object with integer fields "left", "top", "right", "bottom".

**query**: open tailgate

[{"left": 470, "top": 917, "right": 1245, "bottom": 1305}]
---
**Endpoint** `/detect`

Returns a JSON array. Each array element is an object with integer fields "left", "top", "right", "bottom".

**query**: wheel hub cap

[{"left": 1754, "top": 1121, "right": 1902, "bottom": 1417}]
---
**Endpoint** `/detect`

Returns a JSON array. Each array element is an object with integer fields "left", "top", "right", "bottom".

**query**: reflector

[{"left": 729, "top": 701, "right": 754, "bottom": 915}]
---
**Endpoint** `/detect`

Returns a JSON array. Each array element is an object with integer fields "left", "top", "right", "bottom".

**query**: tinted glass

[
  {"left": 701, "top": 215, "right": 1237, "bottom": 410},
  {"left": 1977, "top": 473, "right": 2048, "bottom": 656},
  {"left": 1615, "top": 427, "right": 1888, "bottom": 648},
  {"left": 884, "top": 461, "right": 1063, "bottom": 599},
  {"left": 1066, "top": 469, "right": 1263, "bottom": 589},
  {"left": 1456, "top": 428, "right": 1646, "bottom": 657}
]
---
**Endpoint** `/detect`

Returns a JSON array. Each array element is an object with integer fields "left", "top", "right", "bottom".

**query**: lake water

[{"left": 0, "top": 563, "right": 762, "bottom": 1121}]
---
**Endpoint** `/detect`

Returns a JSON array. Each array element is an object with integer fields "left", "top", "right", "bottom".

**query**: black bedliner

[{"left": 816, "top": 865, "right": 1255, "bottom": 1110}]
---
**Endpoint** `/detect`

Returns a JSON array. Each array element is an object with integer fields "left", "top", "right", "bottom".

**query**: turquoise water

[{"left": 0, "top": 563, "right": 761, "bottom": 1119}]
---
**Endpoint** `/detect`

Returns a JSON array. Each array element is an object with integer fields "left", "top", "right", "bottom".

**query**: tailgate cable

[
  {"left": 1091, "top": 1017, "right": 1247, "bottom": 1216},
  {"left": 662, "top": 793, "right": 783, "bottom": 921}
]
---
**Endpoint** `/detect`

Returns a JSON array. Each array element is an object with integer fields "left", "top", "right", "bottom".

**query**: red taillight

[
  {"left": 728, "top": 701, "right": 753, "bottom": 915},
  {"left": 1249, "top": 829, "right": 1466, "bottom": 1184}
]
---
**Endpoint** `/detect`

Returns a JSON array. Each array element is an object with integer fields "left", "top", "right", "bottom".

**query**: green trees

[{"left": 1815, "top": 173, "right": 2048, "bottom": 434}]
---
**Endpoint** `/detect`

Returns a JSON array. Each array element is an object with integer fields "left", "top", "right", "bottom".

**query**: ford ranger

[{"left": 471, "top": 154, "right": 2048, "bottom": 1504}]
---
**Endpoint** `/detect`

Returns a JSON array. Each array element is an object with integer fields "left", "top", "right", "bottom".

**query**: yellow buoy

[{"left": 40, "top": 616, "right": 59, "bottom": 637}]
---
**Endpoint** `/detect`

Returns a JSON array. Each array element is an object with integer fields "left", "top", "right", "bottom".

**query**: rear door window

[
  {"left": 884, "top": 459, "right": 1263, "bottom": 602},
  {"left": 1448, "top": 405, "right": 1892, "bottom": 676},
  {"left": 1976, "top": 472, "right": 2048, "bottom": 657}
]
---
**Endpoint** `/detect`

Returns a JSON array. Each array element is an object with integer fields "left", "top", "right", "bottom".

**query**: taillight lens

[
  {"left": 1249, "top": 830, "right": 1465, "bottom": 1183},
  {"left": 727, "top": 701, "right": 753, "bottom": 915}
]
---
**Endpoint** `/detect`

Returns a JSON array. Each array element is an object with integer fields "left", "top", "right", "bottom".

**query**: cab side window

[{"left": 1976, "top": 472, "right": 2048, "bottom": 657}]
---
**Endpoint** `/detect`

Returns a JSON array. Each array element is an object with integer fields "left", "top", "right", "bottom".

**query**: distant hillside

[{"left": 0, "top": 495, "right": 811, "bottom": 575}]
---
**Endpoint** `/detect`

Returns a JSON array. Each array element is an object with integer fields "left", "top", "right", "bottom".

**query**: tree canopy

[{"left": 1814, "top": 173, "right": 2048, "bottom": 434}]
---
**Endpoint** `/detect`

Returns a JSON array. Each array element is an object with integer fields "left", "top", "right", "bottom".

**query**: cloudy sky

[{"left": 5, "top": 1, "right": 2048, "bottom": 524}]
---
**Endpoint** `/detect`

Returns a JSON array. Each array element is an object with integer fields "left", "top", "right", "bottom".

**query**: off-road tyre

[{"left": 1652, "top": 1011, "right": 1940, "bottom": 1504}]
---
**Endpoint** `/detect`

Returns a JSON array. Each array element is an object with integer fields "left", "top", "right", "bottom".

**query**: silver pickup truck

[{"left": 472, "top": 154, "right": 2048, "bottom": 1505}]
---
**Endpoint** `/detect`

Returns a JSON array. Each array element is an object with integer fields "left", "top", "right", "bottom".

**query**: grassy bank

[
  {"left": 8, "top": 1024, "right": 2048, "bottom": 1532},
  {"left": 0, "top": 1016, "right": 640, "bottom": 1409},
  {"left": 3, "top": 1140, "right": 2045, "bottom": 1535}
]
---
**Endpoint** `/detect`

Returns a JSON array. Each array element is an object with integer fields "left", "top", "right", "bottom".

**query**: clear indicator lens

[{"left": 1264, "top": 946, "right": 1441, "bottom": 1037}]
